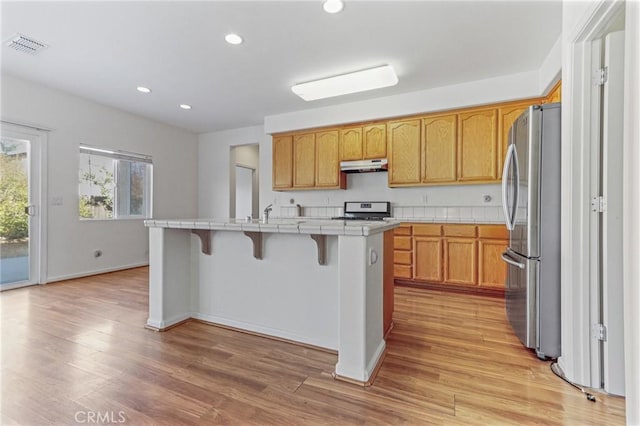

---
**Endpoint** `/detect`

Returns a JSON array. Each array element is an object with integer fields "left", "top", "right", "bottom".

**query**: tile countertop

[
  {"left": 395, "top": 217, "right": 505, "bottom": 224},
  {"left": 144, "top": 218, "right": 400, "bottom": 236}
]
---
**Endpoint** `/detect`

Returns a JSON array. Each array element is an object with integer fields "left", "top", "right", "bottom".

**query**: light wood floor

[{"left": 1, "top": 267, "right": 625, "bottom": 425}]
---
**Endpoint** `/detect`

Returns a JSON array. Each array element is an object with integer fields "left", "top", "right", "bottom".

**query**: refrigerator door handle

[
  {"left": 501, "top": 144, "right": 518, "bottom": 230},
  {"left": 501, "top": 251, "right": 526, "bottom": 269}
]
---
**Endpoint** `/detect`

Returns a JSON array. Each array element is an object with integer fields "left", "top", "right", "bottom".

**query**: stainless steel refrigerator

[{"left": 501, "top": 103, "right": 561, "bottom": 360}]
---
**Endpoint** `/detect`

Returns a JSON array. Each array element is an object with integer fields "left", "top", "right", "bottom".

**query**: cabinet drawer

[
  {"left": 394, "top": 225, "right": 412, "bottom": 236},
  {"left": 394, "top": 250, "right": 412, "bottom": 265},
  {"left": 394, "top": 264, "right": 412, "bottom": 279},
  {"left": 394, "top": 236, "right": 412, "bottom": 250},
  {"left": 413, "top": 224, "right": 442, "bottom": 237},
  {"left": 443, "top": 224, "right": 476, "bottom": 238},
  {"left": 478, "top": 225, "right": 509, "bottom": 239}
]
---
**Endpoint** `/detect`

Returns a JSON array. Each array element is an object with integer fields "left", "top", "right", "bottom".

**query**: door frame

[
  {"left": 0, "top": 122, "right": 48, "bottom": 289},
  {"left": 562, "top": 1, "right": 639, "bottom": 421}
]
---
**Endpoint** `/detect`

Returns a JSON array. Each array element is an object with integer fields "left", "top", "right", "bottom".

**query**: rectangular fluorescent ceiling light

[{"left": 291, "top": 65, "right": 398, "bottom": 101}]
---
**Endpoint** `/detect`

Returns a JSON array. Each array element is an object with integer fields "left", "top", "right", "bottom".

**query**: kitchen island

[{"left": 144, "top": 218, "right": 398, "bottom": 385}]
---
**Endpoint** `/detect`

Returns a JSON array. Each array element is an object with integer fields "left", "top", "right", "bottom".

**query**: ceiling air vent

[{"left": 5, "top": 33, "right": 49, "bottom": 55}]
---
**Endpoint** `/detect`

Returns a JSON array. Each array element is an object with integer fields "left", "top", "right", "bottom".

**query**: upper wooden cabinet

[
  {"left": 422, "top": 114, "right": 457, "bottom": 184},
  {"left": 498, "top": 102, "right": 531, "bottom": 176},
  {"left": 340, "top": 127, "right": 363, "bottom": 161},
  {"left": 272, "top": 135, "right": 293, "bottom": 189},
  {"left": 363, "top": 124, "right": 387, "bottom": 159},
  {"left": 544, "top": 81, "right": 562, "bottom": 104},
  {"left": 388, "top": 119, "right": 422, "bottom": 186},
  {"left": 457, "top": 108, "right": 499, "bottom": 182},
  {"left": 316, "top": 129, "right": 341, "bottom": 187},
  {"left": 293, "top": 133, "right": 316, "bottom": 188},
  {"left": 273, "top": 129, "right": 345, "bottom": 191},
  {"left": 272, "top": 94, "right": 554, "bottom": 190},
  {"left": 340, "top": 124, "right": 387, "bottom": 161}
]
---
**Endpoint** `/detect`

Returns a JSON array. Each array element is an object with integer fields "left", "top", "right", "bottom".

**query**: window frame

[{"left": 79, "top": 145, "right": 153, "bottom": 221}]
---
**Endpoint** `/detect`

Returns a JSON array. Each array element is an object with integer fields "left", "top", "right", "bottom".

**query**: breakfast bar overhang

[{"left": 144, "top": 218, "right": 398, "bottom": 385}]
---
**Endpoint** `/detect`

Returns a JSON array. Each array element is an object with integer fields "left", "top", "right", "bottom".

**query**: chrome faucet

[{"left": 262, "top": 204, "right": 273, "bottom": 223}]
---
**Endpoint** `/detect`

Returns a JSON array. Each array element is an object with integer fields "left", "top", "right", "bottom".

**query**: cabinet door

[
  {"left": 363, "top": 124, "right": 387, "bottom": 159},
  {"left": 388, "top": 119, "right": 421, "bottom": 186},
  {"left": 443, "top": 238, "right": 477, "bottom": 286},
  {"left": 423, "top": 114, "right": 457, "bottom": 183},
  {"left": 394, "top": 236, "right": 412, "bottom": 250},
  {"left": 272, "top": 135, "right": 293, "bottom": 189},
  {"left": 340, "top": 127, "right": 363, "bottom": 161},
  {"left": 293, "top": 133, "right": 316, "bottom": 188},
  {"left": 478, "top": 239, "right": 508, "bottom": 288},
  {"left": 315, "top": 129, "right": 340, "bottom": 187},
  {"left": 414, "top": 236, "right": 443, "bottom": 282},
  {"left": 498, "top": 102, "right": 531, "bottom": 177},
  {"left": 457, "top": 108, "right": 498, "bottom": 182}
]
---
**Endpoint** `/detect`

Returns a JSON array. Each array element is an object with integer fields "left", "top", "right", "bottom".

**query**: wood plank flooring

[{"left": 0, "top": 267, "right": 626, "bottom": 425}]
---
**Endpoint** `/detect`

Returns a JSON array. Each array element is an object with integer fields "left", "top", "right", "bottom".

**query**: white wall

[
  {"left": 1, "top": 74, "right": 198, "bottom": 282},
  {"left": 264, "top": 70, "right": 541, "bottom": 134}
]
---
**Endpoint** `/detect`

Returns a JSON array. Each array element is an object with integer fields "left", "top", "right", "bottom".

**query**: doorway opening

[
  {"left": 0, "top": 123, "right": 47, "bottom": 290},
  {"left": 229, "top": 144, "right": 259, "bottom": 219}
]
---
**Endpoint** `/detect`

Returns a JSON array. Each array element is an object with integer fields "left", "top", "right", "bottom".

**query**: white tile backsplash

[
  {"left": 446, "top": 207, "right": 460, "bottom": 221},
  {"left": 275, "top": 203, "right": 503, "bottom": 223},
  {"left": 472, "top": 207, "right": 486, "bottom": 221},
  {"left": 424, "top": 207, "right": 435, "bottom": 218}
]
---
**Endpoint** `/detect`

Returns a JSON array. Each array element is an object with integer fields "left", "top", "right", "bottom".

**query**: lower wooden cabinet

[
  {"left": 478, "top": 226, "right": 509, "bottom": 289},
  {"left": 393, "top": 225, "right": 413, "bottom": 279},
  {"left": 414, "top": 237, "right": 442, "bottom": 281},
  {"left": 443, "top": 238, "right": 477, "bottom": 286},
  {"left": 393, "top": 222, "right": 508, "bottom": 295}
]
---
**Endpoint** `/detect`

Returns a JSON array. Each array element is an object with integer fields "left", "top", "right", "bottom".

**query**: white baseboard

[
  {"left": 146, "top": 313, "right": 191, "bottom": 330},
  {"left": 45, "top": 262, "right": 149, "bottom": 284}
]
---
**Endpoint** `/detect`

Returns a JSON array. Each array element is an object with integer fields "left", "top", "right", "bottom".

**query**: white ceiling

[{"left": 1, "top": 1, "right": 561, "bottom": 134}]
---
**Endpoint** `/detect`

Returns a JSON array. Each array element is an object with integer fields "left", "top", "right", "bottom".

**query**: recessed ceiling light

[
  {"left": 179, "top": 104, "right": 192, "bottom": 110},
  {"left": 323, "top": 0, "right": 344, "bottom": 14},
  {"left": 291, "top": 65, "right": 398, "bottom": 101},
  {"left": 137, "top": 86, "right": 151, "bottom": 93},
  {"left": 225, "top": 33, "right": 243, "bottom": 45}
]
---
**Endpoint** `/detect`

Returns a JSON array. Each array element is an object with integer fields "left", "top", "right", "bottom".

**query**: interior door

[
  {"left": 601, "top": 30, "right": 625, "bottom": 397},
  {"left": 0, "top": 124, "right": 43, "bottom": 290}
]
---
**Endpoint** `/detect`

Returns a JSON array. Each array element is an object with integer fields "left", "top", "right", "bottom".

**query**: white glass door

[{"left": 0, "top": 124, "right": 44, "bottom": 290}]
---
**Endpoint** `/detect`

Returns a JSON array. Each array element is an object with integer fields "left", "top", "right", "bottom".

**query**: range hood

[{"left": 340, "top": 159, "right": 388, "bottom": 173}]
